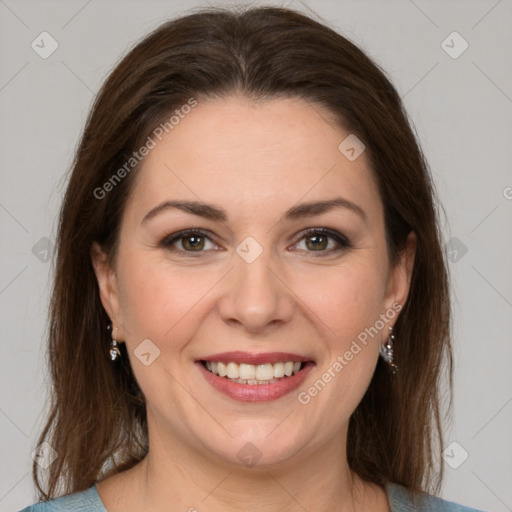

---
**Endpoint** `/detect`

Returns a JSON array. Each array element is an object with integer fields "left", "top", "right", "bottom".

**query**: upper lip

[{"left": 199, "top": 351, "right": 314, "bottom": 365}]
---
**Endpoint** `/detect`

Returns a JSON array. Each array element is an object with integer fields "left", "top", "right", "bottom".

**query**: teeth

[
  {"left": 204, "top": 360, "right": 304, "bottom": 383},
  {"left": 273, "top": 362, "right": 285, "bottom": 378},
  {"left": 226, "top": 362, "right": 239, "bottom": 379},
  {"left": 217, "top": 362, "right": 227, "bottom": 377},
  {"left": 256, "top": 363, "right": 274, "bottom": 381},
  {"left": 239, "top": 363, "right": 256, "bottom": 380}
]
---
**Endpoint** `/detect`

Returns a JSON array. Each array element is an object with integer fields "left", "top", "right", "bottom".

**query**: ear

[
  {"left": 383, "top": 231, "right": 417, "bottom": 315},
  {"left": 90, "top": 241, "right": 126, "bottom": 341}
]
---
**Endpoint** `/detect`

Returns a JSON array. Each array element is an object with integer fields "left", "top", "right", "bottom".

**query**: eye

[
  {"left": 160, "top": 227, "right": 351, "bottom": 257},
  {"left": 160, "top": 229, "right": 220, "bottom": 254},
  {"left": 291, "top": 228, "right": 351, "bottom": 255}
]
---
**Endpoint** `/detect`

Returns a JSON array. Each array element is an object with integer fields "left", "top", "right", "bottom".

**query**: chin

[{"left": 196, "top": 420, "right": 312, "bottom": 470}]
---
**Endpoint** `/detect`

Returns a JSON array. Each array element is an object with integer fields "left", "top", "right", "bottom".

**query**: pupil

[
  {"left": 184, "top": 235, "right": 204, "bottom": 250},
  {"left": 308, "top": 235, "right": 327, "bottom": 251}
]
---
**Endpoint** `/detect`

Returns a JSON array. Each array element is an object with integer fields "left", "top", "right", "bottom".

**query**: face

[{"left": 92, "top": 95, "right": 415, "bottom": 470}]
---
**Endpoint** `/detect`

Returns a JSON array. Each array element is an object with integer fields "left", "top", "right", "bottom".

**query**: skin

[{"left": 91, "top": 94, "right": 416, "bottom": 512}]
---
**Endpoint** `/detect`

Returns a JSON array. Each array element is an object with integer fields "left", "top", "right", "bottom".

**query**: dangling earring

[
  {"left": 380, "top": 326, "right": 398, "bottom": 374},
  {"left": 107, "top": 322, "right": 121, "bottom": 361}
]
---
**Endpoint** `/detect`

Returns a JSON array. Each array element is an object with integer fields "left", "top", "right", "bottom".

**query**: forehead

[{"left": 123, "top": 95, "right": 383, "bottom": 226}]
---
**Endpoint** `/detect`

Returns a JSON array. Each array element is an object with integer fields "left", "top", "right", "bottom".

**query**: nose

[{"left": 217, "top": 247, "right": 295, "bottom": 334}]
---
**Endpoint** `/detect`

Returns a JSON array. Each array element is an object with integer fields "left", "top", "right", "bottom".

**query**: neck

[{"left": 130, "top": 424, "right": 381, "bottom": 512}]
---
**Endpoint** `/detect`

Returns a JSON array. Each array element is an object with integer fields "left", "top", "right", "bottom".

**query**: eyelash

[{"left": 160, "top": 227, "right": 351, "bottom": 257}]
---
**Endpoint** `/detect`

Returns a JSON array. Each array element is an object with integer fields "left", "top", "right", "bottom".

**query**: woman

[{"left": 20, "top": 6, "right": 483, "bottom": 511}]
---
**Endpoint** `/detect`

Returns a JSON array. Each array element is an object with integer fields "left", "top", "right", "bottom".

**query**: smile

[
  {"left": 196, "top": 351, "right": 315, "bottom": 402},
  {"left": 202, "top": 360, "right": 304, "bottom": 384}
]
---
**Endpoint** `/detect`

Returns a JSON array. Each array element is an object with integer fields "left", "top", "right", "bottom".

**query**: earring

[
  {"left": 380, "top": 326, "right": 398, "bottom": 374},
  {"left": 107, "top": 322, "right": 121, "bottom": 361}
]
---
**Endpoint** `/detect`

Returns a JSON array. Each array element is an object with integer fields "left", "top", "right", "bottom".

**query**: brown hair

[{"left": 33, "top": 5, "right": 452, "bottom": 500}]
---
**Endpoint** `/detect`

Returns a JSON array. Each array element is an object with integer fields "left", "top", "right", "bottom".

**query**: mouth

[
  {"left": 200, "top": 360, "right": 306, "bottom": 384},
  {"left": 196, "top": 351, "right": 315, "bottom": 402}
]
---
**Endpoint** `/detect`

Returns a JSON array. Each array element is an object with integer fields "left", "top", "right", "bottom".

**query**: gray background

[{"left": 1, "top": 0, "right": 511, "bottom": 510}]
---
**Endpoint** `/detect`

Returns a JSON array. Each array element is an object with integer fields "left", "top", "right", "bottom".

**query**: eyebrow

[{"left": 141, "top": 197, "right": 367, "bottom": 225}]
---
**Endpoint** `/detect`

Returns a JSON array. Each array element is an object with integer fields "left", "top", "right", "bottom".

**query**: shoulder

[
  {"left": 18, "top": 484, "right": 106, "bottom": 512},
  {"left": 385, "top": 482, "right": 486, "bottom": 512}
]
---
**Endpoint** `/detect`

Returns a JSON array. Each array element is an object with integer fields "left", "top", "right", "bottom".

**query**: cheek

[
  {"left": 116, "top": 251, "right": 211, "bottom": 349},
  {"left": 293, "top": 265, "right": 386, "bottom": 418},
  {"left": 115, "top": 253, "right": 215, "bottom": 410},
  {"left": 294, "top": 258, "right": 388, "bottom": 345}
]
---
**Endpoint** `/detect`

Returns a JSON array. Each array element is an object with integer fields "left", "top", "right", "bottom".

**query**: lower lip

[{"left": 196, "top": 361, "right": 315, "bottom": 402}]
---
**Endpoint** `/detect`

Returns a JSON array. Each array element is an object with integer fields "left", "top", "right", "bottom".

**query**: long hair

[{"left": 33, "top": 5, "right": 452, "bottom": 500}]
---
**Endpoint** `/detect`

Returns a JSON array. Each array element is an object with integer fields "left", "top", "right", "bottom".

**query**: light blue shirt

[{"left": 19, "top": 482, "right": 486, "bottom": 511}]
